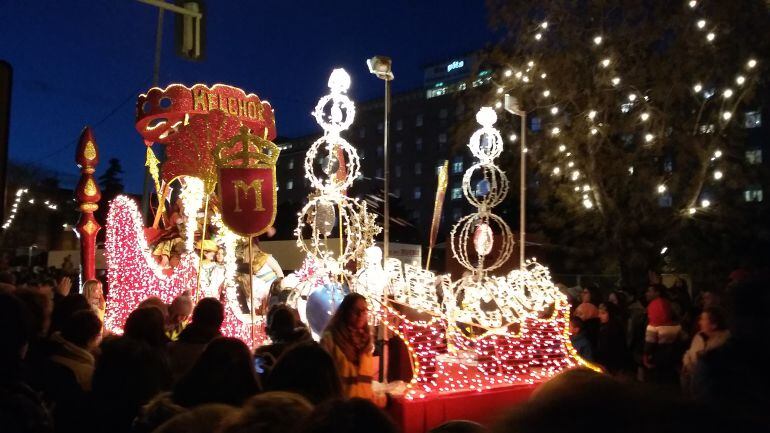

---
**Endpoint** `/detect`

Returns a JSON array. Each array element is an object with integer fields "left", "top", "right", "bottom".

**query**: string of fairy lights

[
  {"left": 2, "top": 188, "right": 61, "bottom": 231},
  {"left": 490, "top": 0, "right": 760, "bottom": 215}
]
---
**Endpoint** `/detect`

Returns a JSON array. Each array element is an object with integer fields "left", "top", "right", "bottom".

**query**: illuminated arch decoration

[{"left": 104, "top": 196, "right": 198, "bottom": 334}]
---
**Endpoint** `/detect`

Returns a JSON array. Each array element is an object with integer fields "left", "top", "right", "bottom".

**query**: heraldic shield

[{"left": 215, "top": 126, "right": 280, "bottom": 236}]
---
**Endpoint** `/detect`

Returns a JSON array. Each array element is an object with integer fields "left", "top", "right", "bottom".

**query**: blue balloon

[
  {"left": 306, "top": 281, "right": 349, "bottom": 336},
  {"left": 475, "top": 179, "right": 491, "bottom": 197}
]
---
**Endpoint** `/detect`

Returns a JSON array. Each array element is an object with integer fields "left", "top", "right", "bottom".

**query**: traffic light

[{"left": 174, "top": 1, "right": 205, "bottom": 61}]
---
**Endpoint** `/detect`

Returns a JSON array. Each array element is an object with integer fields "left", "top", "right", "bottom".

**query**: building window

[
  {"left": 439, "top": 108, "right": 448, "bottom": 119},
  {"left": 376, "top": 167, "right": 383, "bottom": 178},
  {"left": 377, "top": 145, "right": 383, "bottom": 157},
  {"left": 396, "top": 119, "right": 403, "bottom": 131},
  {"left": 393, "top": 188, "right": 401, "bottom": 199},
  {"left": 395, "top": 142, "right": 402, "bottom": 154},
  {"left": 744, "top": 111, "right": 762, "bottom": 128},
  {"left": 415, "top": 162, "right": 422, "bottom": 175},
  {"left": 439, "top": 133, "right": 447, "bottom": 144},
  {"left": 452, "top": 156, "right": 464, "bottom": 173},
  {"left": 359, "top": 128, "right": 366, "bottom": 138},
  {"left": 427, "top": 87, "right": 447, "bottom": 98},
  {"left": 413, "top": 187, "right": 422, "bottom": 199},
  {"left": 410, "top": 209, "right": 420, "bottom": 220},
  {"left": 395, "top": 165, "right": 402, "bottom": 177},
  {"left": 451, "top": 187, "right": 463, "bottom": 200},
  {"left": 699, "top": 124, "right": 716, "bottom": 134},
  {"left": 452, "top": 207, "right": 463, "bottom": 221},
  {"left": 455, "top": 104, "right": 465, "bottom": 116},
  {"left": 663, "top": 158, "right": 673, "bottom": 173},
  {"left": 416, "top": 114, "right": 423, "bottom": 127},
  {"left": 377, "top": 122, "right": 383, "bottom": 132},
  {"left": 288, "top": 159, "right": 294, "bottom": 170},
  {"left": 531, "top": 117, "right": 542, "bottom": 132},
  {"left": 745, "top": 187, "right": 764, "bottom": 202},
  {"left": 436, "top": 163, "right": 445, "bottom": 175},
  {"left": 415, "top": 137, "right": 423, "bottom": 151},
  {"left": 746, "top": 149, "right": 763, "bottom": 164},
  {"left": 286, "top": 180, "right": 294, "bottom": 190},
  {"left": 359, "top": 149, "right": 365, "bottom": 159}
]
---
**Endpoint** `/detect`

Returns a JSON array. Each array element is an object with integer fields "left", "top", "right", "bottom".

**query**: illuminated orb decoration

[
  {"left": 306, "top": 281, "right": 349, "bottom": 336},
  {"left": 354, "top": 106, "right": 597, "bottom": 399}
]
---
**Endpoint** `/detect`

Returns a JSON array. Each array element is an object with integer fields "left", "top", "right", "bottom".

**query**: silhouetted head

[
  {"left": 296, "top": 398, "right": 398, "bottom": 433},
  {"left": 173, "top": 337, "right": 259, "bottom": 408},
  {"left": 265, "top": 342, "right": 342, "bottom": 405},
  {"left": 125, "top": 307, "right": 168, "bottom": 347},
  {"left": 14, "top": 287, "right": 53, "bottom": 337},
  {"left": 220, "top": 391, "right": 313, "bottom": 433},
  {"left": 153, "top": 404, "right": 237, "bottom": 433},
  {"left": 191, "top": 297, "right": 225, "bottom": 329},
  {"left": 62, "top": 309, "right": 102, "bottom": 350}
]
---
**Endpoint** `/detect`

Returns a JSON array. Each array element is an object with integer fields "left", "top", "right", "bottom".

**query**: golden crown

[{"left": 214, "top": 126, "right": 280, "bottom": 168}]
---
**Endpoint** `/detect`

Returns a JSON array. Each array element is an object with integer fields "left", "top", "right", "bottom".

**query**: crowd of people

[
  {"left": 566, "top": 271, "right": 769, "bottom": 403},
  {"left": 1, "top": 264, "right": 769, "bottom": 433}
]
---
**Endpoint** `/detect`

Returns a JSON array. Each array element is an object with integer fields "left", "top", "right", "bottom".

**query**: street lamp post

[
  {"left": 28, "top": 244, "right": 38, "bottom": 269},
  {"left": 504, "top": 95, "right": 526, "bottom": 268},
  {"left": 366, "top": 55, "right": 393, "bottom": 384},
  {"left": 366, "top": 56, "right": 394, "bottom": 260}
]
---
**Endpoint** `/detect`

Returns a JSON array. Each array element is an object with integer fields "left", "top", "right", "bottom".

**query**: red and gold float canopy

[{"left": 136, "top": 83, "right": 277, "bottom": 145}]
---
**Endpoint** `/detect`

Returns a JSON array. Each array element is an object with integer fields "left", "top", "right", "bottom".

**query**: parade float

[
  {"left": 76, "top": 83, "right": 284, "bottom": 346},
  {"left": 73, "top": 67, "right": 593, "bottom": 432}
]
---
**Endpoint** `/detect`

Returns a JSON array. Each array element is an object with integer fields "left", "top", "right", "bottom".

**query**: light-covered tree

[{"left": 484, "top": 0, "right": 769, "bottom": 289}]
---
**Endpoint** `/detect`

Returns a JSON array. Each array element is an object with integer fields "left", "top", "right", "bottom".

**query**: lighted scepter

[{"left": 425, "top": 160, "right": 448, "bottom": 270}]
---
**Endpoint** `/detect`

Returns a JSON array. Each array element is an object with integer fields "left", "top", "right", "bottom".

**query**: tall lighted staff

[
  {"left": 214, "top": 127, "right": 281, "bottom": 342},
  {"left": 426, "top": 161, "right": 448, "bottom": 270}
]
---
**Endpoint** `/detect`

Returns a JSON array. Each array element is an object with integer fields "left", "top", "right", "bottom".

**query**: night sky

[{"left": 1, "top": 0, "right": 494, "bottom": 193}]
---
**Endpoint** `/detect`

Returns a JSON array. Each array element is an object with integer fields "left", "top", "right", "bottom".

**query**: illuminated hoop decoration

[{"left": 361, "top": 107, "right": 597, "bottom": 400}]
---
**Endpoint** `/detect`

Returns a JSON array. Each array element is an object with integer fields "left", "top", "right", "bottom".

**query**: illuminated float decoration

[
  {"left": 284, "top": 68, "right": 381, "bottom": 338},
  {"left": 102, "top": 83, "right": 279, "bottom": 347},
  {"left": 356, "top": 107, "right": 596, "bottom": 398}
]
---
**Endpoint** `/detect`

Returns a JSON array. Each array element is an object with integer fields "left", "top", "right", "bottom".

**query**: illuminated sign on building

[{"left": 447, "top": 60, "right": 465, "bottom": 72}]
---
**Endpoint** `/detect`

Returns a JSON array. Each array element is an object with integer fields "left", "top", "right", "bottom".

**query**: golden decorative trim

[
  {"left": 80, "top": 203, "right": 99, "bottom": 212},
  {"left": 214, "top": 126, "right": 281, "bottom": 168},
  {"left": 84, "top": 141, "right": 97, "bottom": 161},
  {"left": 83, "top": 220, "right": 98, "bottom": 235},
  {"left": 84, "top": 178, "right": 98, "bottom": 196}
]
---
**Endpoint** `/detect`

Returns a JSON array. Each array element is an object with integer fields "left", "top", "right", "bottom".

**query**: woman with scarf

[{"left": 320, "top": 293, "right": 386, "bottom": 407}]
